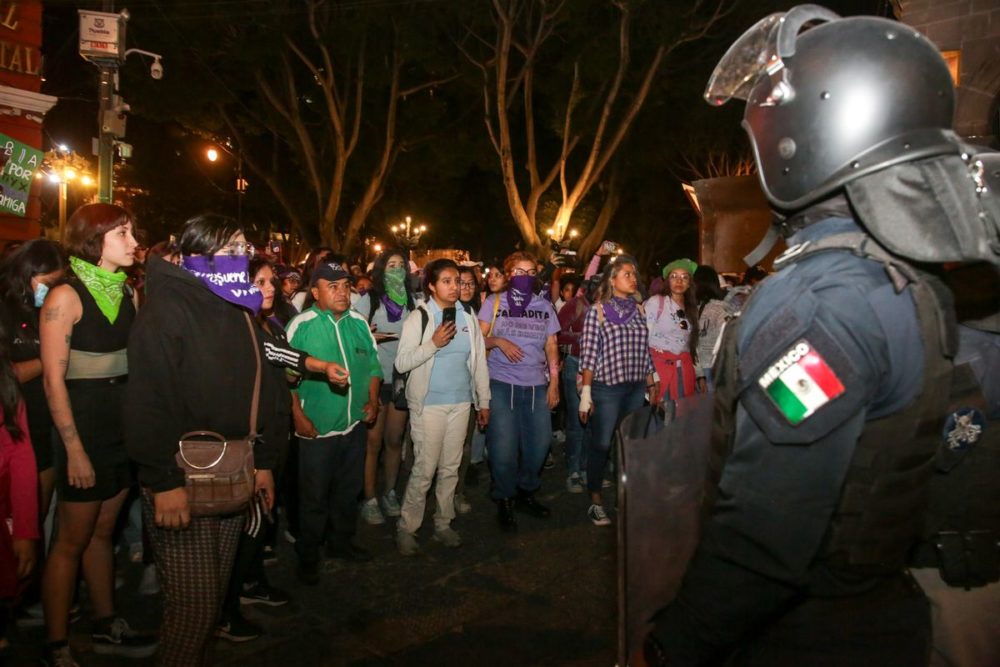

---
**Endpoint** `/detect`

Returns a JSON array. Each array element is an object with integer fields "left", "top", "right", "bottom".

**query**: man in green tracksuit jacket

[{"left": 286, "top": 260, "right": 382, "bottom": 585}]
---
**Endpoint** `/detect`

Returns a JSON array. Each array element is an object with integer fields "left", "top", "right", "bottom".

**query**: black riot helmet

[{"left": 706, "top": 5, "right": 956, "bottom": 212}]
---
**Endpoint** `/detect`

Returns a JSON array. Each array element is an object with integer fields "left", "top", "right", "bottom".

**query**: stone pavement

[{"left": 9, "top": 462, "right": 620, "bottom": 666}]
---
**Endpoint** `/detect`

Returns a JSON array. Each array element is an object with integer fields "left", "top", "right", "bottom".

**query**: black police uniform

[{"left": 647, "top": 215, "right": 953, "bottom": 666}]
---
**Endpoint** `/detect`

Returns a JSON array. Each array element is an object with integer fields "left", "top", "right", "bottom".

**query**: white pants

[
  {"left": 912, "top": 567, "right": 1000, "bottom": 667},
  {"left": 398, "top": 403, "right": 472, "bottom": 534}
]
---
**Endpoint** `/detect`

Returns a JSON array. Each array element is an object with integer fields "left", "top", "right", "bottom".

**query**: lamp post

[
  {"left": 390, "top": 215, "right": 427, "bottom": 248},
  {"left": 39, "top": 147, "right": 96, "bottom": 238},
  {"left": 206, "top": 142, "right": 246, "bottom": 224}
]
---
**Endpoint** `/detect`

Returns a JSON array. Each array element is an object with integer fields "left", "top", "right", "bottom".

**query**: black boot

[
  {"left": 515, "top": 488, "right": 551, "bottom": 518},
  {"left": 496, "top": 498, "right": 517, "bottom": 531}
]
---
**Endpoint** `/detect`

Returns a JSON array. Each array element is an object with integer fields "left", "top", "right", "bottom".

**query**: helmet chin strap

[
  {"left": 743, "top": 225, "right": 782, "bottom": 268},
  {"left": 743, "top": 192, "right": 855, "bottom": 268}
]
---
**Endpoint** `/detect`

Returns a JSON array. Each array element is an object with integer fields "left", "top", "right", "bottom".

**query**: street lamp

[
  {"left": 204, "top": 141, "right": 246, "bottom": 223},
  {"left": 390, "top": 215, "right": 427, "bottom": 248},
  {"left": 39, "top": 147, "right": 96, "bottom": 238}
]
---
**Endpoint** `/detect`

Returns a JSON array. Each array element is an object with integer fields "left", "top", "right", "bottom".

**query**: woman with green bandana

[
  {"left": 352, "top": 247, "right": 415, "bottom": 525},
  {"left": 39, "top": 204, "right": 156, "bottom": 666}
]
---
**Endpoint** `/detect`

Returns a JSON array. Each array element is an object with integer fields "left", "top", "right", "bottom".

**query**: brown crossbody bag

[{"left": 175, "top": 312, "right": 261, "bottom": 516}]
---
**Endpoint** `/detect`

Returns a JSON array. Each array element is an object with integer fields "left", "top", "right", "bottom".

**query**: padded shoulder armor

[{"left": 738, "top": 284, "right": 868, "bottom": 444}]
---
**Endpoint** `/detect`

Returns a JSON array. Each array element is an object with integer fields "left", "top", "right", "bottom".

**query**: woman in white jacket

[{"left": 393, "top": 259, "right": 490, "bottom": 555}]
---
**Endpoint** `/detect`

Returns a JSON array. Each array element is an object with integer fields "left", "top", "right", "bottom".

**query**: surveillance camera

[{"left": 150, "top": 59, "right": 163, "bottom": 80}]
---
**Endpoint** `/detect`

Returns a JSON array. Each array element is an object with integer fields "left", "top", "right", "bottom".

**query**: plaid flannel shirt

[{"left": 579, "top": 304, "right": 654, "bottom": 385}]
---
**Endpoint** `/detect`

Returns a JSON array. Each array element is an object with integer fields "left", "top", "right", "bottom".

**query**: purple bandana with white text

[{"left": 181, "top": 254, "right": 263, "bottom": 315}]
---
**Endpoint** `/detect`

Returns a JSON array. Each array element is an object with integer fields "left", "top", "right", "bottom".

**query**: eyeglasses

[
  {"left": 676, "top": 309, "right": 689, "bottom": 330},
  {"left": 223, "top": 241, "right": 255, "bottom": 257},
  {"left": 459, "top": 281, "right": 477, "bottom": 288},
  {"left": 511, "top": 268, "right": 537, "bottom": 277},
  {"left": 668, "top": 273, "right": 690, "bottom": 282}
]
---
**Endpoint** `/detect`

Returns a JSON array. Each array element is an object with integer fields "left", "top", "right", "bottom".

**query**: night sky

[{"left": 39, "top": 0, "right": 890, "bottom": 265}]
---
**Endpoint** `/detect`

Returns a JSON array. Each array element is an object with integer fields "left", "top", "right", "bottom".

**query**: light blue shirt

[{"left": 424, "top": 300, "right": 473, "bottom": 406}]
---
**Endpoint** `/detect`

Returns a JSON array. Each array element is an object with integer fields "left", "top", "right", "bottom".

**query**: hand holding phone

[
  {"left": 432, "top": 320, "right": 457, "bottom": 348},
  {"left": 442, "top": 306, "right": 457, "bottom": 325}
]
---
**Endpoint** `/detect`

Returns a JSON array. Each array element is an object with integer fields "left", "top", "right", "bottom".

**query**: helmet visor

[{"left": 704, "top": 13, "right": 784, "bottom": 106}]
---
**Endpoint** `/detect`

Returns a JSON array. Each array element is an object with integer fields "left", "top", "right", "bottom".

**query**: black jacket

[{"left": 124, "top": 256, "right": 289, "bottom": 493}]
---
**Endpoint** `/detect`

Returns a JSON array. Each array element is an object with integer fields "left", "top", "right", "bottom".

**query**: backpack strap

[{"left": 487, "top": 294, "right": 501, "bottom": 337}]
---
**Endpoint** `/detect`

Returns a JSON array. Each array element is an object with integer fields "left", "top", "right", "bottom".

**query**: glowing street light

[
  {"left": 391, "top": 215, "right": 427, "bottom": 248},
  {"left": 204, "top": 141, "right": 245, "bottom": 223},
  {"left": 40, "top": 147, "right": 96, "bottom": 237}
]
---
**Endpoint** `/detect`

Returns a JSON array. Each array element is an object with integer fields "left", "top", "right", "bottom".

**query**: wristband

[{"left": 578, "top": 385, "right": 593, "bottom": 414}]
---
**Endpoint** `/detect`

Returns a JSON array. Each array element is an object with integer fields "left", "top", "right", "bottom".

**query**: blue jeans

[
  {"left": 587, "top": 381, "right": 646, "bottom": 494},
  {"left": 560, "top": 355, "right": 590, "bottom": 475},
  {"left": 487, "top": 380, "right": 552, "bottom": 500}
]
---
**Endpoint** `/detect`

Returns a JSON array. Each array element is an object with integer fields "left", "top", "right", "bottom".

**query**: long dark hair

[
  {"left": 658, "top": 269, "right": 699, "bottom": 361},
  {"left": 694, "top": 265, "right": 726, "bottom": 307},
  {"left": 0, "top": 321, "right": 23, "bottom": 440},
  {"left": 458, "top": 265, "right": 482, "bottom": 312},
  {"left": 423, "top": 258, "right": 460, "bottom": 296},
  {"left": 0, "top": 239, "right": 66, "bottom": 327},
  {"left": 250, "top": 256, "right": 296, "bottom": 328},
  {"left": 369, "top": 247, "right": 415, "bottom": 313}
]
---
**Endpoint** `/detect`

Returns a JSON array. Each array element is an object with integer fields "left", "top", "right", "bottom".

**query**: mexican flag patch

[{"left": 758, "top": 340, "right": 845, "bottom": 425}]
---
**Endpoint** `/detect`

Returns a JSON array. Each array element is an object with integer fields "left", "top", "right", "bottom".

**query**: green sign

[{"left": 0, "top": 133, "right": 43, "bottom": 217}]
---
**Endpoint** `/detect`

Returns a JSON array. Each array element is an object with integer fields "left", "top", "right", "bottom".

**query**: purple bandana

[
  {"left": 603, "top": 296, "right": 637, "bottom": 325},
  {"left": 380, "top": 293, "right": 404, "bottom": 322},
  {"left": 181, "top": 254, "right": 263, "bottom": 316},
  {"left": 506, "top": 275, "right": 535, "bottom": 317}
]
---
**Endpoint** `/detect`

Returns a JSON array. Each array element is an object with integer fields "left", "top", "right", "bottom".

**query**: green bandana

[
  {"left": 69, "top": 256, "right": 127, "bottom": 324},
  {"left": 384, "top": 267, "right": 407, "bottom": 306}
]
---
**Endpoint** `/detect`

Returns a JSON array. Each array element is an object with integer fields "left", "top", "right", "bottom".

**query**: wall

[
  {"left": 0, "top": 0, "right": 57, "bottom": 247},
  {"left": 897, "top": 0, "right": 1000, "bottom": 144}
]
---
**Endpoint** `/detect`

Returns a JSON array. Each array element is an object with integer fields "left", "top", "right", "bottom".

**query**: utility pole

[
  {"left": 80, "top": 5, "right": 162, "bottom": 205},
  {"left": 96, "top": 0, "right": 115, "bottom": 204}
]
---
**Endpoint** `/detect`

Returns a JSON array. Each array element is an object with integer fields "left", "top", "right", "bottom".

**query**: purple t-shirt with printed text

[{"left": 479, "top": 292, "right": 560, "bottom": 387}]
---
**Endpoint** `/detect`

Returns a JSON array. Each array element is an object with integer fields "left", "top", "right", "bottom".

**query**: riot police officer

[{"left": 641, "top": 5, "right": 1000, "bottom": 666}]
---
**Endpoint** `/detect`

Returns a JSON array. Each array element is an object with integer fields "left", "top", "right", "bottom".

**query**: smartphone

[
  {"left": 442, "top": 306, "right": 457, "bottom": 325},
  {"left": 601, "top": 240, "right": 618, "bottom": 254}
]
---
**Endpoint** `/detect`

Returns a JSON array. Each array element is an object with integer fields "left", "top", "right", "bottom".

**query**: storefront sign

[
  {"left": 79, "top": 10, "right": 124, "bottom": 62},
  {"left": 0, "top": 131, "right": 41, "bottom": 216}
]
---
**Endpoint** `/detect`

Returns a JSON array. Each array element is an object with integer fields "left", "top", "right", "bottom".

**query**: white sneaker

[
  {"left": 454, "top": 493, "right": 472, "bottom": 515},
  {"left": 138, "top": 564, "right": 160, "bottom": 596},
  {"left": 588, "top": 504, "right": 611, "bottom": 526},
  {"left": 360, "top": 497, "right": 385, "bottom": 525},
  {"left": 397, "top": 531, "right": 419, "bottom": 556},
  {"left": 566, "top": 473, "right": 585, "bottom": 494},
  {"left": 381, "top": 489, "right": 402, "bottom": 517},
  {"left": 432, "top": 526, "right": 462, "bottom": 548}
]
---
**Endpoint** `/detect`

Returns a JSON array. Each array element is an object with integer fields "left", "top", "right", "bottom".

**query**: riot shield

[{"left": 616, "top": 394, "right": 715, "bottom": 667}]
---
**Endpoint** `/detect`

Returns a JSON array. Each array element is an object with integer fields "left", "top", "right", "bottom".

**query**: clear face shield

[{"left": 704, "top": 5, "right": 841, "bottom": 107}]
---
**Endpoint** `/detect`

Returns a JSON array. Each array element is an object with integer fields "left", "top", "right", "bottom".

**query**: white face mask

[{"left": 33, "top": 282, "right": 49, "bottom": 308}]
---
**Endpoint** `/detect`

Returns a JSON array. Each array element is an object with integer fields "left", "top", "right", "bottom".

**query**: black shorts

[
  {"left": 379, "top": 383, "right": 392, "bottom": 406},
  {"left": 53, "top": 378, "right": 133, "bottom": 503},
  {"left": 29, "top": 425, "right": 53, "bottom": 472}
]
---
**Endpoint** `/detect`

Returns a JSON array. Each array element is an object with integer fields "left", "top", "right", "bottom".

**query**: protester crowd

[{"left": 0, "top": 203, "right": 766, "bottom": 666}]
